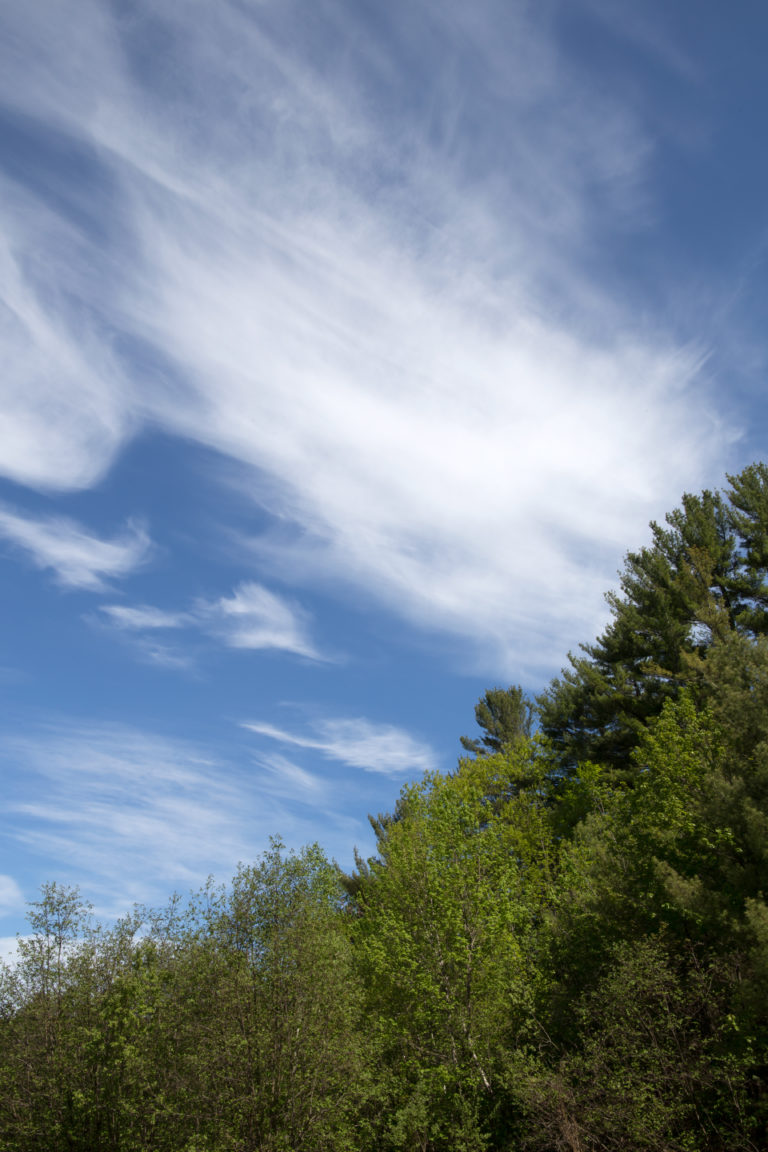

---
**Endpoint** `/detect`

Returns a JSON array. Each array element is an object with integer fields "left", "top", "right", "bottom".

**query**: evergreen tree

[
  {"left": 528, "top": 640, "right": 768, "bottom": 1150},
  {"left": 460, "top": 685, "right": 533, "bottom": 757},
  {"left": 538, "top": 463, "right": 768, "bottom": 774}
]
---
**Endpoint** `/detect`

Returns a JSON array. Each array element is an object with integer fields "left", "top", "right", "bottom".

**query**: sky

[{"left": 1, "top": 0, "right": 768, "bottom": 944}]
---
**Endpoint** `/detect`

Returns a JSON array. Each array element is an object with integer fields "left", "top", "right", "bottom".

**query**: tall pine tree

[{"left": 538, "top": 463, "right": 768, "bottom": 773}]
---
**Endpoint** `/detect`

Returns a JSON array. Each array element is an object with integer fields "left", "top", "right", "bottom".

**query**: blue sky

[{"left": 1, "top": 0, "right": 767, "bottom": 943}]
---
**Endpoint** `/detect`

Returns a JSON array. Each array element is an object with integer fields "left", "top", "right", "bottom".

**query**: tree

[
  {"left": 538, "top": 463, "right": 768, "bottom": 774},
  {"left": 0, "top": 884, "right": 97, "bottom": 1151},
  {"left": 187, "top": 840, "right": 366, "bottom": 1152},
  {"left": 527, "top": 642, "right": 768, "bottom": 1150},
  {"left": 353, "top": 743, "right": 555, "bottom": 1151},
  {"left": 521, "top": 937, "right": 750, "bottom": 1152},
  {"left": 460, "top": 685, "right": 534, "bottom": 757},
  {"left": 0, "top": 849, "right": 367, "bottom": 1152}
]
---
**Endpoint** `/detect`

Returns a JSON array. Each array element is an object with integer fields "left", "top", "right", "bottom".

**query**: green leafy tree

[
  {"left": 521, "top": 937, "right": 752, "bottom": 1152},
  {"left": 0, "top": 848, "right": 367, "bottom": 1152},
  {"left": 353, "top": 743, "right": 555, "bottom": 1151},
  {"left": 182, "top": 841, "right": 366, "bottom": 1152},
  {"left": 0, "top": 884, "right": 96, "bottom": 1151}
]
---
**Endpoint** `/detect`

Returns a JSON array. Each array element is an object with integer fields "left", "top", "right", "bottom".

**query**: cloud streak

[
  {"left": 255, "top": 753, "right": 327, "bottom": 802},
  {"left": 0, "top": 722, "right": 365, "bottom": 916},
  {"left": 0, "top": 506, "right": 150, "bottom": 590},
  {"left": 100, "top": 604, "right": 190, "bottom": 630},
  {"left": 0, "top": 0, "right": 734, "bottom": 673},
  {"left": 243, "top": 716, "right": 437, "bottom": 776},
  {"left": 204, "top": 582, "right": 321, "bottom": 658},
  {"left": 100, "top": 580, "right": 322, "bottom": 660}
]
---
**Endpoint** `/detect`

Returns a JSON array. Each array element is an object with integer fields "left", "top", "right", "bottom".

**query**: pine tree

[
  {"left": 460, "top": 685, "right": 533, "bottom": 757},
  {"left": 538, "top": 463, "right": 768, "bottom": 773}
]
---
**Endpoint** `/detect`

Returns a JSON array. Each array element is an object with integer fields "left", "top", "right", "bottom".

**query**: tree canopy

[{"left": 3, "top": 463, "right": 768, "bottom": 1151}]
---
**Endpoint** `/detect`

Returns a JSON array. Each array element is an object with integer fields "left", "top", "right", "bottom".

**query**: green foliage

[
  {"left": 353, "top": 743, "right": 555, "bottom": 1151},
  {"left": 189, "top": 841, "right": 366, "bottom": 1152},
  {"left": 460, "top": 685, "right": 534, "bottom": 757},
  {"left": 538, "top": 463, "right": 768, "bottom": 773},
  {"left": 534, "top": 661, "right": 768, "bottom": 1149},
  {"left": 522, "top": 938, "right": 755, "bottom": 1152},
  {"left": 0, "top": 845, "right": 365, "bottom": 1152}
]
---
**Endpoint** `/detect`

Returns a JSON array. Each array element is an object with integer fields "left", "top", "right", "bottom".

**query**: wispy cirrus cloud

[
  {"left": 9, "top": 727, "right": 247, "bottom": 907},
  {"left": 243, "top": 715, "right": 437, "bottom": 776},
  {"left": 0, "top": 722, "right": 363, "bottom": 915},
  {"left": 0, "top": 0, "right": 734, "bottom": 673},
  {"left": 0, "top": 208, "right": 134, "bottom": 492},
  {"left": 256, "top": 753, "right": 327, "bottom": 802},
  {"left": 0, "top": 506, "right": 150, "bottom": 591},
  {"left": 0, "top": 876, "right": 23, "bottom": 917},
  {"left": 204, "top": 582, "right": 321, "bottom": 658},
  {"left": 100, "top": 580, "right": 322, "bottom": 660},
  {"left": 100, "top": 604, "right": 191, "bottom": 630}
]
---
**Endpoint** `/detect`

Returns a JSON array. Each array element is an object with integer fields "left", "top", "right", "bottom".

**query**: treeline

[{"left": 3, "top": 464, "right": 768, "bottom": 1150}]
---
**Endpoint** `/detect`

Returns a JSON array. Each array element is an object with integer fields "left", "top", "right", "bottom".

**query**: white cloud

[
  {"left": 0, "top": 875, "right": 24, "bottom": 916},
  {"left": 96, "top": 605, "right": 197, "bottom": 669},
  {"left": 0, "top": 507, "right": 150, "bottom": 590},
  {"left": 0, "top": 1, "right": 735, "bottom": 674},
  {"left": 0, "top": 936, "right": 29, "bottom": 967},
  {"left": 243, "top": 716, "right": 437, "bottom": 776},
  {"left": 203, "top": 582, "right": 320, "bottom": 657},
  {"left": 139, "top": 645, "right": 197, "bottom": 672},
  {"left": 0, "top": 208, "right": 134, "bottom": 492},
  {"left": 257, "top": 753, "right": 326, "bottom": 801},
  {"left": 100, "top": 580, "right": 322, "bottom": 660},
  {"left": 1, "top": 723, "right": 362, "bottom": 915},
  {"left": 8, "top": 728, "right": 238, "bottom": 899},
  {"left": 100, "top": 604, "right": 190, "bottom": 630}
]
